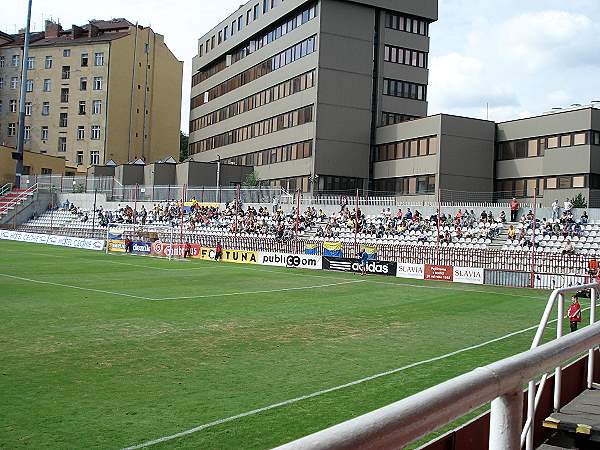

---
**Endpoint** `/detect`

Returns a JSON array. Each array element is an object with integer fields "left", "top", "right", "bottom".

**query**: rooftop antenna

[{"left": 486, "top": 102, "right": 489, "bottom": 120}]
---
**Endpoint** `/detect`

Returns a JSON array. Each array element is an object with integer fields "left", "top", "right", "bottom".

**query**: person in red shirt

[
  {"left": 568, "top": 296, "right": 582, "bottom": 332},
  {"left": 510, "top": 198, "right": 520, "bottom": 222},
  {"left": 214, "top": 242, "right": 223, "bottom": 261},
  {"left": 183, "top": 241, "right": 191, "bottom": 259}
]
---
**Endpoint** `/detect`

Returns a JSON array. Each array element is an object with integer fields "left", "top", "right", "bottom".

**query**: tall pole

[
  {"left": 354, "top": 188, "right": 359, "bottom": 248},
  {"left": 50, "top": 186, "right": 54, "bottom": 231},
  {"left": 295, "top": 188, "right": 300, "bottom": 254},
  {"left": 216, "top": 155, "right": 221, "bottom": 204},
  {"left": 235, "top": 184, "right": 240, "bottom": 237},
  {"left": 133, "top": 183, "right": 138, "bottom": 223},
  {"left": 530, "top": 190, "right": 538, "bottom": 288},
  {"left": 15, "top": 0, "right": 33, "bottom": 189},
  {"left": 92, "top": 188, "right": 98, "bottom": 233}
]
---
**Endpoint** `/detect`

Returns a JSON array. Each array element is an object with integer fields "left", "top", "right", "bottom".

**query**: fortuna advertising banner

[
  {"left": 198, "top": 248, "right": 258, "bottom": 264},
  {"left": 260, "top": 252, "right": 322, "bottom": 270}
]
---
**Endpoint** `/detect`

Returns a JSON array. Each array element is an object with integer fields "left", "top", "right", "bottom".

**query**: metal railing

[
  {"left": 275, "top": 288, "right": 600, "bottom": 450},
  {"left": 0, "top": 183, "right": 37, "bottom": 215},
  {"left": 0, "top": 183, "right": 13, "bottom": 197},
  {"left": 521, "top": 282, "right": 598, "bottom": 449}
]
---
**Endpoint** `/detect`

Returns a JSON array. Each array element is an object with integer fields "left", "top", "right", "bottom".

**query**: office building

[
  {"left": 0, "top": 19, "right": 183, "bottom": 170},
  {"left": 189, "top": 0, "right": 438, "bottom": 192}
]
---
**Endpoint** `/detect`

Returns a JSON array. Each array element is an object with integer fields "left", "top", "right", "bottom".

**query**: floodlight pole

[
  {"left": 15, "top": 0, "right": 33, "bottom": 189},
  {"left": 92, "top": 188, "right": 98, "bottom": 233}
]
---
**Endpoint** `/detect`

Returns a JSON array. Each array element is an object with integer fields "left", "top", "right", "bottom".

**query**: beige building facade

[{"left": 0, "top": 19, "right": 182, "bottom": 172}]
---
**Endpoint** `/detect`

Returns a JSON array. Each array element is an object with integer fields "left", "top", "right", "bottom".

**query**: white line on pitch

[
  {"left": 0, "top": 273, "right": 153, "bottom": 300},
  {"left": 155, "top": 280, "right": 365, "bottom": 300},
  {"left": 121, "top": 309, "right": 584, "bottom": 450}
]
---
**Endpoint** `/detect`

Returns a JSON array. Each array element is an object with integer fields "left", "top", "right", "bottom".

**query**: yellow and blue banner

[
  {"left": 305, "top": 243, "right": 318, "bottom": 255},
  {"left": 323, "top": 241, "right": 343, "bottom": 258},
  {"left": 360, "top": 245, "right": 378, "bottom": 260}
]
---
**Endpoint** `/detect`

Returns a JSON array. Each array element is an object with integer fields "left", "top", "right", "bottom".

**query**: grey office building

[
  {"left": 373, "top": 105, "right": 600, "bottom": 206},
  {"left": 189, "top": 0, "right": 438, "bottom": 193}
]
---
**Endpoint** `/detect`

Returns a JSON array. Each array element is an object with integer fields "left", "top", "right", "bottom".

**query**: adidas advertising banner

[
  {"left": 260, "top": 252, "right": 322, "bottom": 270},
  {"left": 323, "top": 257, "right": 397, "bottom": 276},
  {"left": 0, "top": 230, "right": 105, "bottom": 251}
]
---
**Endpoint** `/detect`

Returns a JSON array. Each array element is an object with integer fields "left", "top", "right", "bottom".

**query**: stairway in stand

[{"left": 0, "top": 186, "right": 37, "bottom": 221}]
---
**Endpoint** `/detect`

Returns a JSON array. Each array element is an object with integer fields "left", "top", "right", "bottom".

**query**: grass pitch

[{"left": 0, "top": 240, "right": 572, "bottom": 449}]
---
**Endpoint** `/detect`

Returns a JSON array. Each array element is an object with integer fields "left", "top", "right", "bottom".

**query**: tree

[
  {"left": 179, "top": 131, "right": 189, "bottom": 162},
  {"left": 243, "top": 171, "right": 260, "bottom": 187},
  {"left": 572, "top": 193, "right": 587, "bottom": 208}
]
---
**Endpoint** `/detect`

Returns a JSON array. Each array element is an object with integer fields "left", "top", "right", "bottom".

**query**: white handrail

[
  {"left": 275, "top": 321, "right": 600, "bottom": 450},
  {"left": 522, "top": 281, "right": 598, "bottom": 449},
  {"left": 0, "top": 183, "right": 37, "bottom": 215},
  {"left": 0, "top": 183, "right": 13, "bottom": 197}
]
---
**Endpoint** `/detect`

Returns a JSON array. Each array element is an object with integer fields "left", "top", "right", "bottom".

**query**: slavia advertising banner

[{"left": 260, "top": 252, "right": 322, "bottom": 270}]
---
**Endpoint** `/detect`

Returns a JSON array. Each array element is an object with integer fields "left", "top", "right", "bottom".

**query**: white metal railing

[
  {"left": 0, "top": 183, "right": 37, "bottom": 215},
  {"left": 521, "top": 282, "right": 597, "bottom": 449},
  {"left": 0, "top": 183, "right": 13, "bottom": 197},
  {"left": 275, "top": 288, "right": 600, "bottom": 450}
]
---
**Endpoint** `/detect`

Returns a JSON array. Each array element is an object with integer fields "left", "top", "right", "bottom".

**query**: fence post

[
  {"left": 554, "top": 293, "right": 564, "bottom": 411},
  {"left": 588, "top": 287, "right": 597, "bottom": 389},
  {"left": 489, "top": 387, "right": 523, "bottom": 450}
]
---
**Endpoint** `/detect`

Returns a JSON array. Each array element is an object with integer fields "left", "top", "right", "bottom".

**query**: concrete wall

[
  {"left": 176, "top": 161, "right": 252, "bottom": 187},
  {"left": 144, "top": 163, "right": 177, "bottom": 186},
  {"left": 114, "top": 164, "right": 144, "bottom": 185}
]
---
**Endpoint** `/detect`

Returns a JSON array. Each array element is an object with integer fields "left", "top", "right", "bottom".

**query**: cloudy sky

[{"left": 2, "top": 0, "right": 599, "bottom": 131}]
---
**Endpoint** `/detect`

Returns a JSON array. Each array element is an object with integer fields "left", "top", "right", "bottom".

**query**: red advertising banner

[
  {"left": 151, "top": 241, "right": 201, "bottom": 258},
  {"left": 424, "top": 264, "right": 454, "bottom": 282}
]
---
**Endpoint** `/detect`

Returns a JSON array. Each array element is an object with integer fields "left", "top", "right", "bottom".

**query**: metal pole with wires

[{"left": 14, "top": 0, "right": 33, "bottom": 189}]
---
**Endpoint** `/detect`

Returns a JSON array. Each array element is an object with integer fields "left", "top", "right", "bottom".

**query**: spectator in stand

[
  {"left": 498, "top": 211, "right": 507, "bottom": 223},
  {"left": 552, "top": 200, "right": 560, "bottom": 221},
  {"left": 562, "top": 239, "right": 575, "bottom": 255},
  {"left": 404, "top": 208, "right": 413, "bottom": 220},
  {"left": 580, "top": 211, "right": 589, "bottom": 225},
  {"left": 508, "top": 224, "right": 516, "bottom": 240},
  {"left": 272, "top": 196, "right": 279, "bottom": 213},
  {"left": 568, "top": 296, "right": 582, "bottom": 332},
  {"left": 564, "top": 198, "right": 573, "bottom": 215},
  {"left": 510, "top": 198, "right": 520, "bottom": 222}
]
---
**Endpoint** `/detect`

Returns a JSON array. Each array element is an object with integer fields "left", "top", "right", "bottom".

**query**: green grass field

[{"left": 0, "top": 240, "right": 577, "bottom": 449}]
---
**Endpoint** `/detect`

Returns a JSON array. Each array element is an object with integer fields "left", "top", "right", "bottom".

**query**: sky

[{"left": 2, "top": 0, "right": 599, "bottom": 132}]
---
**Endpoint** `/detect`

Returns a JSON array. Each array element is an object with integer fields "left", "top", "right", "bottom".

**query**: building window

[
  {"left": 25, "top": 79, "right": 33, "bottom": 92},
  {"left": 59, "top": 112, "right": 68, "bottom": 127},
  {"left": 61, "top": 87, "right": 69, "bottom": 103},
  {"left": 77, "top": 126, "right": 85, "bottom": 140},
  {"left": 93, "top": 77, "right": 103, "bottom": 90},
  {"left": 384, "top": 45, "right": 428, "bottom": 69},
  {"left": 45, "top": 56, "right": 52, "bottom": 69},
  {"left": 383, "top": 78, "right": 427, "bottom": 101},
  {"left": 80, "top": 77, "right": 87, "bottom": 91},
  {"left": 25, "top": 102, "right": 32, "bottom": 116},
  {"left": 62, "top": 66, "right": 70, "bottom": 80},
  {"left": 254, "top": 3, "right": 260, "bottom": 20},
  {"left": 76, "top": 151, "right": 84, "bottom": 165},
  {"left": 42, "top": 102, "right": 50, "bottom": 115},
  {"left": 374, "top": 136, "right": 438, "bottom": 162},
  {"left": 90, "top": 151, "right": 99, "bottom": 165},
  {"left": 9, "top": 99, "right": 17, "bottom": 113},
  {"left": 189, "top": 105, "right": 314, "bottom": 155},
  {"left": 11, "top": 77, "right": 18, "bottom": 89},
  {"left": 0, "top": 100, "right": 2, "bottom": 113},
  {"left": 12, "top": 54, "right": 20, "bottom": 67},
  {"left": 24, "top": 126, "right": 31, "bottom": 141},
  {"left": 63, "top": 49, "right": 71, "bottom": 57},
  {"left": 58, "top": 136, "right": 67, "bottom": 152},
  {"left": 79, "top": 100, "right": 86, "bottom": 115},
  {"left": 191, "top": 35, "right": 318, "bottom": 108},
  {"left": 0, "top": 56, "right": 4, "bottom": 67},
  {"left": 574, "top": 132, "right": 587, "bottom": 146},
  {"left": 0, "top": 77, "right": 3, "bottom": 89},
  {"left": 190, "top": 70, "right": 316, "bottom": 131},
  {"left": 41, "top": 126, "right": 48, "bottom": 140},
  {"left": 385, "top": 12, "right": 429, "bottom": 36},
  {"left": 573, "top": 176, "right": 585, "bottom": 188},
  {"left": 81, "top": 53, "right": 88, "bottom": 67},
  {"left": 43, "top": 79, "right": 51, "bottom": 92},
  {"left": 8, "top": 123, "right": 16, "bottom": 136},
  {"left": 94, "top": 52, "right": 104, "bottom": 66},
  {"left": 26, "top": 57, "right": 35, "bottom": 70},
  {"left": 92, "top": 100, "right": 102, "bottom": 115},
  {"left": 41, "top": 168, "right": 52, "bottom": 175},
  {"left": 224, "top": 26, "right": 229, "bottom": 41},
  {"left": 91, "top": 125, "right": 101, "bottom": 140}
]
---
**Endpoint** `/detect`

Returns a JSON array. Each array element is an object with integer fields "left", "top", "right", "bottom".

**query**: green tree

[
  {"left": 243, "top": 171, "right": 260, "bottom": 187},
  {"left": 179, "top": 131, "right": 189, "bottom": 162},
  {"left": 572, "top": 193, "right": 587, "bottom": 208}
]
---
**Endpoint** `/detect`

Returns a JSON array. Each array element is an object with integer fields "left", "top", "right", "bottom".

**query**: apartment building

[
  {"left": 189, "top": 0, "right": 438, "bottom": 193},
  {"left": 373, "top": 105, "right": 600, "bottom": 206},
  {"left": 0, "top": 19, "right": 183, "bottom": 170}
]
